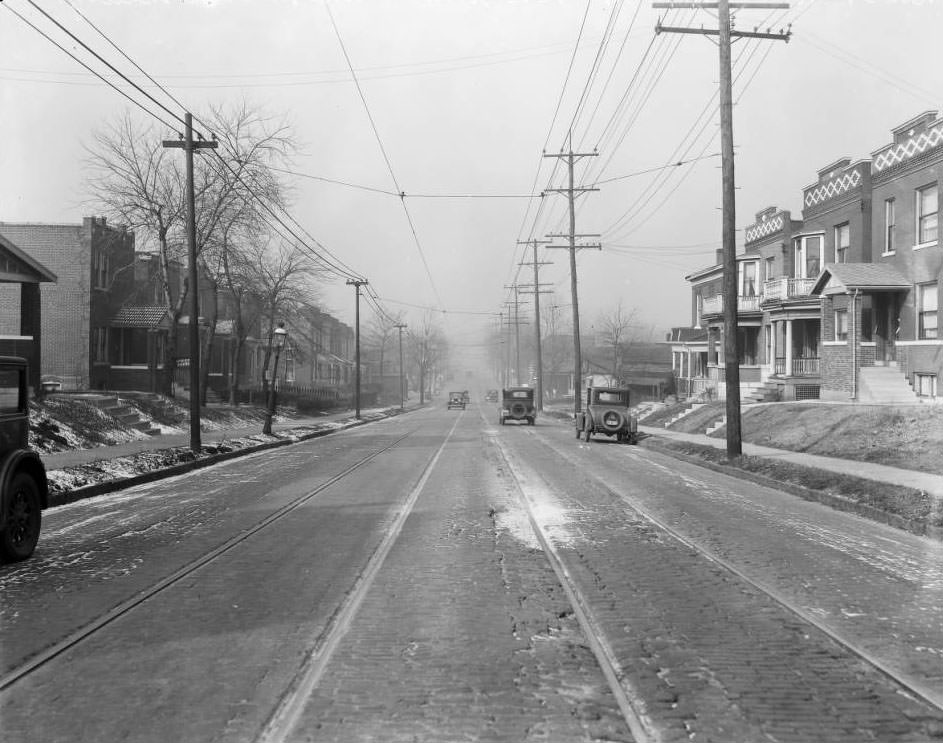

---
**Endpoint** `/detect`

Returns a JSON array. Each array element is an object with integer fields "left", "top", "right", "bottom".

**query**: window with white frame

[
  {"left": 914, "top": 373, "right": 937, "bottom": 398},
  {"left": 834, "top": 309, "right": 849, "bottom": 342},
  {"left": 884, "top": 198, "right": 895, "bottom": 254},
  {"left": 917, "top": 282, "right": 938, "bottom": 339},
  {"left": 834, "top": 223, "right": 849, "bottom": 263},
  {"left": 916, "top": 183, "right": 938, "bottom": 245},
  {"left": 739, "top": 261, "right": 757, "bottom": 296},
  {"left": 794, "top": 235, "right": 823, "bottom": 279}
]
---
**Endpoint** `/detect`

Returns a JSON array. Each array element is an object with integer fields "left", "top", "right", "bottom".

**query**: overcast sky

[{"left": 2, "top": 0, "right": 942, "bottom": 370}]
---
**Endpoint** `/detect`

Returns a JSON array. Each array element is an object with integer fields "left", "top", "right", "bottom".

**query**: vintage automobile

[
  {"left": 499, "top": 387, "right": 536, "bottom": 425},
  {"left": 447, "top": 391, "right": 466, "bottom": 410},
  {"left": 0, "top": 357, "right": 49, "bottom": 561},
  {"left": 575, "top": 386, "right": 638, "bottom": 444},
  {"left": 484, "top": 389, "right": 499, "bottom": 403}
]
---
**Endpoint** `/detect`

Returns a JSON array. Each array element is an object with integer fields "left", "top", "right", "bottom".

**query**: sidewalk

[
  {"left": 40, "top": 406, "right": 400, "bottom": 471},
  {"left": 639, "top": 425, "right": 943, "bottom": 499}
]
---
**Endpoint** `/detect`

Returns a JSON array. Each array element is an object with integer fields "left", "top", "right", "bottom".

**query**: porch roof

[
  {"left": 812, "top": 263, "right": 910, "bottom": 296},
  {"left": 111, "top": 305, "right": 172, "bottom": 329},
  {"left": 666, "top": 326, "right": 708, "bottom": 343},
  {"left": 0, "top": 232, "right": 58, "bottom": 283}
]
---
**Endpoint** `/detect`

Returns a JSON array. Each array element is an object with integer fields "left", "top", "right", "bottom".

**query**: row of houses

[
  {"left": 0, "top": 217, "right": 363, "bottom": 403},
  {"left": 669, "top": 110, "right": 942, "bottom": 404}
]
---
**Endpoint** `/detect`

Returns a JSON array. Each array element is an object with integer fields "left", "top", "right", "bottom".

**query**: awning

[{"left": 111, "top": 306, "right": 172, "bottom": 329}]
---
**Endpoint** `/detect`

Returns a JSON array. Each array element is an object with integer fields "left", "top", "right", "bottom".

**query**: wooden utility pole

[
  {"left": 544, "top": 149, "right": 599, "bottom": 415},
  {"left": 346, "top": 278, "right": 368, "bottom": 418},
  {"left": 163, "top": 112, "right": 217, "bottom": 453},
  {"left": 517, "top": 239, "right": 552, "bottom": 410},
  {"left": 654, "top": 1, "right": 790, "bottom": 456},
  {"left": 503, "top": 286, "right": 529, "bottom": 386},
  {"left": 394, "top": 322, "right": 407, "bottom": 410}
]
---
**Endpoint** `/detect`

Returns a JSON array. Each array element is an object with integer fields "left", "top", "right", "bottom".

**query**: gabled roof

[
  {"left": 0, "top": 232, "right": 58, "bottom": 283},
  {"left": 811, "top": 263, "right": 911, "bottom": 295},
  {"left": 111, "top": 306, "right": 172, "bottom": 328},
  {"left": 666, "top": 327, "right": 709, "bottom": 343}
]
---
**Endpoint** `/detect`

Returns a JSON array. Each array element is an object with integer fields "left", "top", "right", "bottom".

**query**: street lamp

[{"left": 262, "top": 322, "right": 288, "bottom": 435}]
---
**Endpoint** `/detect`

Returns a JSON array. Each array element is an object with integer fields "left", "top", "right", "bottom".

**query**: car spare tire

[{"left": 510, "top": 402, "right": 527, "bottom": 417}]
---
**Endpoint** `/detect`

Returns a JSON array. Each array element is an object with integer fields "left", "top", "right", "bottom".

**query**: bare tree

[
  {"left": 85, "top": 104, "right": 297, "bottom": 401},
  {"left": 596, "top": 301, "right": 639, "bottom": 383},
  {"left": 250, "top": 239, "right": 319, "bottom": 401},
  {"left": 408, "top": 313, "right": 448, "bottom": 403}
]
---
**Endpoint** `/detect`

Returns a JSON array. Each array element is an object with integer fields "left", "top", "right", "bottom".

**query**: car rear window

[
  {"left": 509, "top": 391, "right": 531, "bottom": 398},
  {"left": 0, "top": 368, "right": 23, "bottom": 414},
  {"left": 597, "top": 391, "right": 625, "bottom": 403}
]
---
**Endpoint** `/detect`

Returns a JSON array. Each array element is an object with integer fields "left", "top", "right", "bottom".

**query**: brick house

[
  {"left": 0, "top": 232, "right": 57, "bottom": 393},
  {"left": 814, "top": 111, "right": 941, "bottom": 400},
  {"left": 670, "top": 111, "right": 941, "bottom": 403},
  {"left": 0, "top": 217, "right": 137, "bottom": 391}
]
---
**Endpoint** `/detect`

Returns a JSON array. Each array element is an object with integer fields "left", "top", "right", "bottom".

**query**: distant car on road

[
  {"left": 500, "top": 387, "right": 536, "bottom": 426},
  {"left": 484, "top": 389, "right": 499, "bottom": 403},
  {"left": 0, "top": 357, "right": 49, "bottom": 561},
  {"left": 575, "top": 386, "right": 638, "bottom": 444},
  {"left": 447, "top": 391, "right": 466, "bottom": 410}
]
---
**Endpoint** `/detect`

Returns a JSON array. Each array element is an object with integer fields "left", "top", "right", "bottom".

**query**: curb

[
  {"left": 639, "top": 434, "right": 943, "bottom": 542},
  {"left": 48, "top": 407, "right": 416, "bottom": 508}
]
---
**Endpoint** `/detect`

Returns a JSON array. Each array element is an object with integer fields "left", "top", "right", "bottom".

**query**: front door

[{"left": 874, "top": 295, "right": 898, "bottom": 363}]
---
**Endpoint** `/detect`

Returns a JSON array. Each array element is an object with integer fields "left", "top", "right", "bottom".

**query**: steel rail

[
  {"left": 256, "top": 412, "right": 464, "bottom": 743},
  {"left": 528, "top": 422, "right": 943, "bottom": 714},
  {"left": 489, "top": 428, "right": 657, "bottom": 743},
  {"left": 0, "top": 429, "right": 418, "bottom": 692}
]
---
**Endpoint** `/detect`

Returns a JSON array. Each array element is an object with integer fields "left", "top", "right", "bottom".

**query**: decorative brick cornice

[
  {"left": 803, "top": 168, "right": 863, "bottom": 208},
  {"left": 872, "top": 118, "right": 943, "bottom": 172},
  {"left": 745, "top": 212, "right": 785, "bottom": 243}
]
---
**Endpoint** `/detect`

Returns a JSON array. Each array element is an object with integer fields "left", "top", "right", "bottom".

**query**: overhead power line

[{"left": 324, "top": 0, "right": 445, "bottom": 311}]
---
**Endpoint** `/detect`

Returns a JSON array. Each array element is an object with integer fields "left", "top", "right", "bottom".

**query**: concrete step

[
  {"left": 859, "top": 366, "right": 917, "bottom": 403},
  {"left": 664, "top": 403, "right": 705, "bottom": 428},
  {"left": 705, "top": 415, "right": 726, "bottom": 435}
]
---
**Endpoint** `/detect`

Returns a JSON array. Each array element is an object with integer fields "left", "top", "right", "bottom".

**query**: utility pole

[
  {"left": 654, "top": 1, "right": 790, "bottom": 456},
  {"left": 544, "top": 148, "right": 599, "bottom": 416},
  {"left": 394, "top": 322, "right": 407, "bottom": 410},
  {"left": 163, "top": 112, "right": 217, "bottom": 453},
  {"left": 346, "top": 278, "right": 368, "bottom": 418},
  {"left": 517, "top": 239, "right": 552, "bottom": 410},
  {"left": 503, "top": 286, "right": 529, "bottom": 386}
]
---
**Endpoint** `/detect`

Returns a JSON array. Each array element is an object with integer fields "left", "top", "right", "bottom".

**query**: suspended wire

[
  {"left": 566, "top": 0, "right": 623, "bottom": 140},
  {"left": 2, "top": 2, "right": 179, "bottom": 132},
  {"left": 601, "top": 34, "right": 761, "bottom": 240},
  {"left": 324, "top": 0, "right": 445, "bottom": 311},
  {"left": 60, "top": 0, "right": 199, "bottom": 133},
  {"left": 575, "top": 0, "right": 645, "bottom": 152},
  {"left": 20, "top": 0, "right": 200, "bottom": 137},
  {"left": 591, "top": 153, "right": 721, "bottom": 186}
]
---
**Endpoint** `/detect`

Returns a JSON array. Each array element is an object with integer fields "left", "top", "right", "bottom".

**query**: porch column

[
  {"left": 769, "top": 321, "right": 777, "bottom": 374},
  {"left": 686, "top": 349, "right": 692, "bottom": 379},
  {"left": 785, "top": 320, "right": 794, "bottom": 377}
]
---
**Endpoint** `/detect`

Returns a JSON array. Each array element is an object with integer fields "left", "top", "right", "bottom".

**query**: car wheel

[{"left": 0, "top": 472, "right": 42, "bottom": 562}]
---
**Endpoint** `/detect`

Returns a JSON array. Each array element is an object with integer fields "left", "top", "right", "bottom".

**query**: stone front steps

[
  {"left": 81, "top": 394, "right": 162, "bottom": 436},
  {"left": 859, "top": 364, "right": 918, "bottom": 404}
]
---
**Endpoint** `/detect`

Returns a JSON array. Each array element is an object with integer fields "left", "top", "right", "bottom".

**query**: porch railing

[
  {"left": 676, "top": 376, "right": 712, "bottom": 398},
  {"left": 774, "top": 356, "right": 820, "bottom": 376},
  {"left": 702, "top": 293, "right": 761, "bottom": 315},
  {"left": 763, "top": 277, "right": 816, "bottom": 301}
]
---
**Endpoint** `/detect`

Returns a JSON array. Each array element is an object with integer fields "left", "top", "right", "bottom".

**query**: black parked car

[
  {"left": 575, "top": 386, "right": 638, "bottom": 444},
  {"left": 0, "top": 357, "right": 49, "bottom": 561}
]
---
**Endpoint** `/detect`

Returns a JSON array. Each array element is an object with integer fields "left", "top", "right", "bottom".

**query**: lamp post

[{"left": 262, "top": 322, "right": 288, "bottom": 435}]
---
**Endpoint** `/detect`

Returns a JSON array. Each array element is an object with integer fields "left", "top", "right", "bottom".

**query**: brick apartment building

[
  {"left": 0, "top": 217, "right": 135, "bottom": 392},
  {"left": 670, "top": 110, "right": 941, "bottom": 403}
]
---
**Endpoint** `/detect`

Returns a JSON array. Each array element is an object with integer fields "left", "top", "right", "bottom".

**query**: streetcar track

[
  {"left": 520, "top": 419, "right": 943, "bottom": 714},
  {"left": 0, "top": 427, "right": 420, "bottom": 692},
  {"left": 487, "top": 422, "right": 658, "bottom": 743},
  {"left": 256, "top": 412, "right": 464, "bottom": 743}
]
